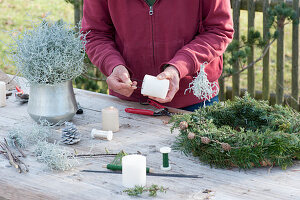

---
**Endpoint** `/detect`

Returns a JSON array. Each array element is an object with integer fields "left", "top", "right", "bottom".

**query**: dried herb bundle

[
  {"left": 7, "top": 120, "right": 78, "bottom": 171},
  {"left": 8, "top": 120, "right": 52, "bottom": 148},
  {"left": 35, "top": 141, "right": 78, "bottom": 171},
  {"left": 171, "top": 94, "right": 300, "bottom": 169},
  {"left": 185, "top": 62, "right": 218, "bottom": 105}
]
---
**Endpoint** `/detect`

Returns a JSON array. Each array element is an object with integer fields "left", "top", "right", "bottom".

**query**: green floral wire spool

[{"left": 170, "top": 93, "right": 300, "bottom": 170}]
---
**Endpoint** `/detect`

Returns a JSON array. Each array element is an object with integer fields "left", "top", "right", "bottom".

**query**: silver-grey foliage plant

[
  {"left": 7, "top": 18, "right": 87, "bottom": 85},
  {"left": 8, "top": 119, "right": 52, "bottom": 148},
  {"left": 35, "top": 141, "right": 78, "bottom": 171}
]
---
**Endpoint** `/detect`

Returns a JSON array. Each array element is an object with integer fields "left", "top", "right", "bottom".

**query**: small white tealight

[
  {"left": 91, "top": 129, "right": 113, "bottom": 141},
  {"left": 102, "top": 106, "right": 119, "bottom": 132},
  {"left": 0, "top": 81, "right": 6, "bottom": 107},
  {"left": 122, "top": 155, "right": 146, "bottom": 188},
  {"left": 141, "top": 74, "right": 169, "bottom": 99}
]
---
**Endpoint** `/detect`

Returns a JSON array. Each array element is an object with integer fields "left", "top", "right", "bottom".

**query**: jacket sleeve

[
  {"left": 81, "top": 0, "right": 126, "bottom": 76},
  {"left": 166, "top": 0, "right": 234, "bottom": 80}
]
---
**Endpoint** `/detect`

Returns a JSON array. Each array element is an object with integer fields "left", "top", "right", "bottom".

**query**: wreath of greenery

[{"left": 170, "top": 94, "right": 300, "bottom": 170}]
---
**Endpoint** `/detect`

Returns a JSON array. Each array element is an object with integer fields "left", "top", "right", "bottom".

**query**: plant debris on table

[
  {"left": 171, "top": 94, "right": 300, "bottom": 169},
  {"left": 123, "top": 184, "right": 168, "bottom": 197}
]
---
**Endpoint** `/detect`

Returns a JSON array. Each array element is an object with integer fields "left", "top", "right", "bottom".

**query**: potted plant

[{"left": 7, "top": 18, "right": 87, "bottom": 124}]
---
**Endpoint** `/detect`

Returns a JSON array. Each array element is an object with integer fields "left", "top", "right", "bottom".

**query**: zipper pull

[{"left": 149, "top": 6, "right": 154, "bottom": 15}]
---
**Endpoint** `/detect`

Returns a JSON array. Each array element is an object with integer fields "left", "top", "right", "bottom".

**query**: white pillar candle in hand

[
  {"left": 91, "top": 129, "right": 113, "bottom": 141},
  {"left": 141, "top": 74, "right": 169, "bottom": 99},
  {"left": 0, "top": 81, "right": 6, "bottom": 107},
  {"left": 102, "top": 106, "right": 119, "bottom": 132},
  {"left": 122, "top": 155, "right": 146, "bottom": 188}
]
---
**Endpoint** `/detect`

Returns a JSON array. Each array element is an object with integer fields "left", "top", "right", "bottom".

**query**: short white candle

[
  {"left": 141, "top": 74, "right": 169, "bottom": 99},
  {"left": 0, "top": 81, "right": 6, "bottom": 107},
  {"left": 102, "top": 106, "right": 119, "bottom": 132},
  {"left": 91, "top": 129, "right": 113, "bottom": 141},
  {"left": 122, "top": 155, "right": 146, "bottom": 188}
]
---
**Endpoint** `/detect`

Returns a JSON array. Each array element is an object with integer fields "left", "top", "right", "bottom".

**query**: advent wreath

[{"left": 171, "top": 94, "right": 300, "bottom": 169}]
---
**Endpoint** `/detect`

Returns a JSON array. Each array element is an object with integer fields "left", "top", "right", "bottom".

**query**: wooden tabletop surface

[{"left": 0, "top": 84, "right": 299, "bottom": 200}]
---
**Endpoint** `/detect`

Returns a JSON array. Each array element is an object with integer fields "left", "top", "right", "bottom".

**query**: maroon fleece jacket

[{"left": 81, "top": 0, "right": 234, "bottom": 108}]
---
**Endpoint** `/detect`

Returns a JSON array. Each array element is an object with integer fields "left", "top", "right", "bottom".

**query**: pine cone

[
  {"left": 187, "top": 132, "right": 196, "bottom": 140},
  {"left": 221, "top": 143, "right": 231, "bottom": 151},
  {"left": 179, "top": 121, "right": 188, "bottom": 130},
  {"left": 61, "top": 122, "right": 80, "bottom": 145},
  {"left": 201, "top": 137, "right": 211, "bottom": 144}
]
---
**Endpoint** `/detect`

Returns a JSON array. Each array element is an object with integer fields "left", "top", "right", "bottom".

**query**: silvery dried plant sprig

[
  {"left": 35, "top": 141, "right": 78, "bottom": 171},
  {"left": 7, "top": 18, "right": 87, "bottom": 85},
  {"left": 8, "top": 119, "right": 52, "bottom": 149},
  {"left": 185, "top": 62, "right": 219, "bottom": 106}
]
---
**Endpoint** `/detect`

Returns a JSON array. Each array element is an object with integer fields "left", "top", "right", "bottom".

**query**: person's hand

[
  {"left": 106, "top": 65, "right": 137, "bottom": 97},
  {"left": 148, "top": 66, "right": 180, "bottom": 103}
]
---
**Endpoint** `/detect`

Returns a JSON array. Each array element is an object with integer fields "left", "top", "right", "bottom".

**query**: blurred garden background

[{"left": 0, "top": 0, "right": 298, "bottom": 100}]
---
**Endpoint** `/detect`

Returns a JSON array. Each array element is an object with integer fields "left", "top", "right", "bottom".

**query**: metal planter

[{"left": 27, "top": 81, "right": 78, "bottom": 124}]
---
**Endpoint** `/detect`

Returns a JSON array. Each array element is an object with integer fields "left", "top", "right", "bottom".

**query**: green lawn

[
  {"left": 0, "top": 0, "right": 74, "bottom": 74},
  {"left": 0, "top": 2, "right": 298, "bottom": 95}
]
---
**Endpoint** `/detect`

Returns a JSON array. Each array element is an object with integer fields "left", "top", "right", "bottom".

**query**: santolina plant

[{"left": 7, "top": 18, "right": 87, "bottom": 85}]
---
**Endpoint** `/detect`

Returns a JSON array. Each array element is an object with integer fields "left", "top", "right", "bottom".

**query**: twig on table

[
  {"left": 69, "top": 153, "right": 118, "bottom": 158},
  {"left": 0, "top": 141, "right": 21, "bottom": 173},
  {"left": 13, "top": 140, "right": 26, "bottom": 157},
  {"left": 0, "top": 138, "right": 28, "bottom": 173}
]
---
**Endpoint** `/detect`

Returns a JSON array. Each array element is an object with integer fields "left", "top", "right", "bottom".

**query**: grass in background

[
  {"left": 0, "top": 0, "right": 74, "bottom": 74},
  {"left": 0, "top": 3, "right": 298, "bottom": 95},
  {"left": 225, "top": 10, "right": 298, "bottom": 95}
]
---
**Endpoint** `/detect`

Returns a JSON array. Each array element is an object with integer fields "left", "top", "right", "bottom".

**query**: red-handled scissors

[{"left": 125, "top": 99, "right": 172, "bottom": 117}]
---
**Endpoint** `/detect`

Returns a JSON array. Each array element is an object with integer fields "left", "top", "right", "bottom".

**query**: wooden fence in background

[
  {"left": 73, "top": 0, "right": 300, "bottom": 111},
  {"left": 224, "top": 0, "right": 299, "bottom": 111}
]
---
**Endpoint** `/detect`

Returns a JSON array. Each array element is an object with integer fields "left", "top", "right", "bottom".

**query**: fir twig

[
  {"left": 123, "top": 185, "right": 168, "bottom": 197},
  {"left": 171, "top": 93, "right": 300, "bottom": 169}
]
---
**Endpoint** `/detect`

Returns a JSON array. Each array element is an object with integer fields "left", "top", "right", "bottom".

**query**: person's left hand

[{"left": 148, "top": 66, "right": 180, "bottom": 103}]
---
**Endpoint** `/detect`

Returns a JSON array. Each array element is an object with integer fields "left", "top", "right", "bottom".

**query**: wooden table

[{"left": 0, "top": 86, "right": 300, "bottom": 200}]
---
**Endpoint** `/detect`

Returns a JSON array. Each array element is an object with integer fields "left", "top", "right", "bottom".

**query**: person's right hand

[{"left": 106, "top": 65, "right": 137, "bottom": 97}]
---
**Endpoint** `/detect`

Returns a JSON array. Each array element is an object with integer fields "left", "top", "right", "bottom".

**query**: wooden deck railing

[{"left": 72, "top": 0, "right": 300, "bottom": 111}]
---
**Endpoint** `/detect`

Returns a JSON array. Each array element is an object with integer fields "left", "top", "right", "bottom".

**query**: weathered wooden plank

[
  {"left": 263, "top": 0, "right": 271, "bottom": 100},
  {"left": 231, "top": 0, "right": 297, "bottom": 12},
  {"left": 232, "top": 0, "right": 241, "bottom": 99},
  {"left": 291, "top": 0, "right": 300, "bottom": 110},
  {"left": 248, "top": 0, "right": 256, "bottom": 97},
  {"left": 0, "top": 81, "right": 299, "bottom": 199},
  {"left": 276, "top": 0, "right": 286, "bottom": 105}
]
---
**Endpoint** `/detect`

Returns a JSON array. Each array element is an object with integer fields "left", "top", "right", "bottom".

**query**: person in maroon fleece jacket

[{"left": 81, "top": 0, "right": 234, "bottom": 111}]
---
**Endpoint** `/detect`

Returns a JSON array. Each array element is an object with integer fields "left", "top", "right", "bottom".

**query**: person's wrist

[
  {"left": 166, "top": 65, "right": 180, "bottom": 79},
  {"left": 112, "top": 65, "right": 125, "bottom": 72}
]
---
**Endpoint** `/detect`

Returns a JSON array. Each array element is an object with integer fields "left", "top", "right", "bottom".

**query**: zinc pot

[{"left": 27, "top": 80, "right": 78, "bottom": 124}]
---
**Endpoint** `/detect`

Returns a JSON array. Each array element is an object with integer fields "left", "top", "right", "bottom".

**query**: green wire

[
  {"left": 162, "top": 153, "right": 169, "bottom": 168},
  {"left": 107, "top": 164, "right": 150, "bottom": 173}
]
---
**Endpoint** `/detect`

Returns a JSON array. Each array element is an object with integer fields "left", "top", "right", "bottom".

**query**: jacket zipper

[
  {"left": 149, "top": 6, "right": 154, "bottom": 15},
  {"left": 143, "top": 1, "right": 156, "bottom": 68}
]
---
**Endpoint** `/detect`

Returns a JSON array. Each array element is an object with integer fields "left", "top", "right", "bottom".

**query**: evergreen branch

[
  {"left": 221, "top": 38, "right": 276, "bottom": 80},
  {"left": 171, "top": 93, "right": 300, "bottom": 169},
  {"left": 123, "top": 185, "right": 168, "bottom": 197}
]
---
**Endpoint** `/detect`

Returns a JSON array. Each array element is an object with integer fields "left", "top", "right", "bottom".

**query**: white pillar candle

[
  {"left": 122, "top": 155, "right": 146, "bottom": 188},
  {"left": 102, "top": 106, "right": 119, "bottom": 132},
  {"left": 141, "top": 74, "right": 169, "bottom": 99},
  {"left": 0, "top": 81, "right": 6, "bottom": 107},
  {"left": 91, "top": 129, "right": 113, "bottom": 141}
]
